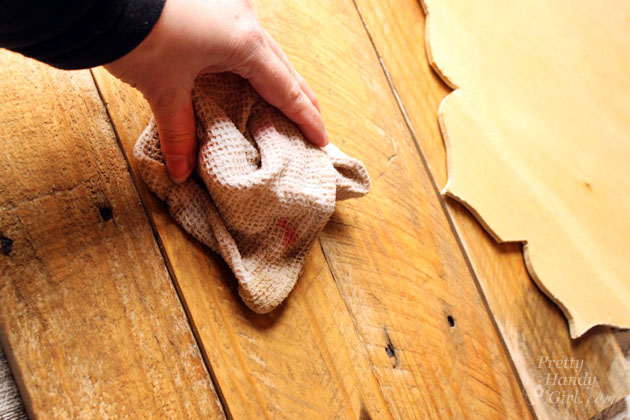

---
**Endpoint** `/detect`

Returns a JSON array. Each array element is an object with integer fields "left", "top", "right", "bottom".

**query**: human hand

[{"left": 104, "top": 0, "right": 327, "bottom": 183}]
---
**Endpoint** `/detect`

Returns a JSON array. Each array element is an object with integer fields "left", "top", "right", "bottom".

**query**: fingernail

[
  {"left": 318, "top": 120, "right": 329, "bottom": 146},
  {"left": 316, "top": 114, "right": 329, "bottom": 146},
  {"left": 322, "top": 130, "right": 329, "bottom": 146},
  {"left": 166, "top": 156, "right": 190, "bottom": 184}
]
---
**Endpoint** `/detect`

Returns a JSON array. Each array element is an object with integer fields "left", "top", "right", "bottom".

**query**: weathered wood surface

[
  {"left": 4, "top": 1, "right": 623, "bottom": 419},
  {"left": 0, "top": 51, "right": 225, "bottom": 419},
  {"left": 93, "top": 0, "right": 534, "bottom": 418},
  {"left": 92, "top": 72, "right": 395, "bottom": 420},
  {"left": 351, "top": 0, "right": 630, "bottom": 418}
]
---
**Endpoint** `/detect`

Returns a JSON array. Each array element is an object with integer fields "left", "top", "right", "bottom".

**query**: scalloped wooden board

[{"left": 422, "top": 0, "right": 630, "bottom": 338}]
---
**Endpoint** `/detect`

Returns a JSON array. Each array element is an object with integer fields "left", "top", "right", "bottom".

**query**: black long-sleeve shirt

[{"left": 0, "top": 0, "right": 166, "bottom": 69}]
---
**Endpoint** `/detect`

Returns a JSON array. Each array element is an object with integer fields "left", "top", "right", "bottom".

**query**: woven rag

[{"left": 134, "top": 73, "right": 370, "bottom": 313}]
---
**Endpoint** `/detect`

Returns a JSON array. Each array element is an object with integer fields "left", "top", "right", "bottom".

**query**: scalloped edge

[{"left": 418, "top": 0, "right": 626, "bottom": 339}]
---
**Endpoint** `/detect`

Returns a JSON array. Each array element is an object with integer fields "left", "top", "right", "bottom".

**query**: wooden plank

[
  {"left": 0, "top": 51, "right": 226, "bottom": 419},
  {"left": 93, "top": 0, "right": 534, "bottom": 418},
  {"left": 351, "top": 0, "right": 630, "bottom": 418},
  {"left": 92, "top": 71, "right": 394, "bottom": 420}
]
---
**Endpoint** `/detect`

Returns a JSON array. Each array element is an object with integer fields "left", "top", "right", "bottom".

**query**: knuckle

[
  {"left": 283, "top": 83, "right": 305, "bottom": 110},
  {"left": 155, "top": 116, "right": 196, "bottom": 150},
  {"left": 150, "top": 92, "right": 175, "bottom": 110},
  {"left": 144, "top": 77, "right": 193, "bottom": 106},
  {"left": 160, "top": 128, "right": 193, "bottom": 145},
  {"left": 147, "top": 86, "right": 182, "bottom": 111},
  {"left": 238, "top": 23, "right": 266, "bottom": 51}
]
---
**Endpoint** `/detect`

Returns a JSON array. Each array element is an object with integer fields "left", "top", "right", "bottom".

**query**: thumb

[{"left": 150, "top": 92, "right": 198, "bottom": 183}]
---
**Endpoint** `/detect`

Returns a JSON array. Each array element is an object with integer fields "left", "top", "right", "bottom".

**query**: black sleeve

[{"left": 0, "top": 0, "right": 166, "bottom": 70}]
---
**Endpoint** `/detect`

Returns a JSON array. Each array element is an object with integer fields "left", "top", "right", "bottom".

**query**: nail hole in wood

[
  {"left": 99, "top": 205, "right": 113, "bottom": 222},
  {"left": 383, "top": 327, "right": 398, "bottom": 368},
  {"left": 1, "top": 234, "right": 13, "bottom": 256},
  {"left": 447, "top": 315, "right": 455, "bottom": 327},
  {"left": 385, "top": 343, "right": 395, "bottom": 358},
  {"left": 359, "top": 405, "right": 373, "bottom": 420}
]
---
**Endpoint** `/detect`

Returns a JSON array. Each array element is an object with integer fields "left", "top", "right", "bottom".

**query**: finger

[
  {"left": 263, "top": 30, "right": 321, "bottom": 112},
  {"left": 150, "top": 91, "right": 198, "bottom": 183},
  {"left": 238, "top": 48, "right": 328, "bottom": 147},
  {"left": 294, "top": 71, "right": 321, "bottom": 113}
]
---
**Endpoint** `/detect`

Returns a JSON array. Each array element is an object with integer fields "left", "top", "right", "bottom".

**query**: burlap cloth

[{"left": 134, "top": 73, "right": 370, "bottom": 313}]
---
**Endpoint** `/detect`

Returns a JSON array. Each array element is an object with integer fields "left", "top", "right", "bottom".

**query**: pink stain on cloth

[{"left": 133, "top": 73, "right": 370, "bottom": 313}]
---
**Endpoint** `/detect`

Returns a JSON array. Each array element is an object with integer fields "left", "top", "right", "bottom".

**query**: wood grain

[
  {"left": 94, "top": 0, "right": 534, "bottom": 418},
  {"left": 351, "top": 0, "right": 630, "bottom": 418},
  {"left": 0, "top": 51, "right": 225, "bottom": 419},
  {"left": 92, "top": 70, "right": 394, "bottom": 420}
]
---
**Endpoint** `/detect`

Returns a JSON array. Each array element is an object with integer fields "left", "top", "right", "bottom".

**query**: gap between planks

[
  {"left": 349, "top": 1, "right": 630, "bottom": 419},
  {"left": 89, "top": 69, "right": 234, "bottom": 420},
  {"left": 90, "top": 0, "right": 536, "bottom": 415},
  {"left": 347, "top": 2, "right": 538, "bottom": 418},
  {"left": 89, "top": 67, "right": 391, "bottom": 420}
]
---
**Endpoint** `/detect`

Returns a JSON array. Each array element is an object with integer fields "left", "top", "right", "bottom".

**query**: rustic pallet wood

[
  {"left": 92, "top": 72, "right": 395, "bottom": 420},
  {"left": 351, "top": 0, "right": 630, "bottom": 418},
  {"left": 0, "top": 51, "right": 226, "bottom": 419},
  {"left": 92, "top": 0, "right": 533, "bottom": 417}
]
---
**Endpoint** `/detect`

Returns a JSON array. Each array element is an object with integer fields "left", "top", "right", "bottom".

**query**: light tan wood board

[
  {"left": 352, "top": 0, "right": 630, "bottom": 418},
  {"left": 92, "top": 0, "right": 534, "bottom": 417},
  {"left": 419, "top": 0, "right": 630, "bottom": 338},
  {"left": 0, "top": 51, "right": 225, "bottom": 419}
]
